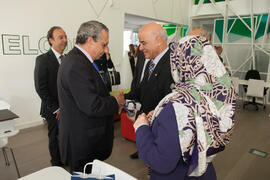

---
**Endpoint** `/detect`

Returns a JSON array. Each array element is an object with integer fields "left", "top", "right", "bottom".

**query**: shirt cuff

[{"left": 53, "top": 108, "right": 60, "bottom": 114}]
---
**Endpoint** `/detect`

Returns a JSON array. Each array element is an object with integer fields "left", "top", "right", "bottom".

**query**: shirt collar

[
  {"left": 51, "top": 47, "right": 64, "bottom": 64},
  {"left": 75, "top": 44, "right": 94, "bottom": 63},
  {"left": 51, "top": 47, "right": 62, "bottom": 59},
  {"left": 152, "top": 47, "right": 169, "bottom": 66}
]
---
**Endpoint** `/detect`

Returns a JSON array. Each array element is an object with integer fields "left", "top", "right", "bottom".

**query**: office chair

[
  {"left": 0, "top": 129, "right": 21, "bottom": 177},
  {"left": 243, "top": 69, "right": 268, "bottom": 110}
]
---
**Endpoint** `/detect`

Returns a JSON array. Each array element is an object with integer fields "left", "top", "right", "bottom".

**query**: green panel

[
  {"left": 215, "top": 16, "right": 264, "bottom": 42},
  {"left": 194, "top": 0, "right": 225, "bottom": 5},
  {"left": 165, "top": 28, "right": 176, "bottom": 36},
  {"left": 230, "top": 18, "right": 255, "bottom": 38},
  {"left": 163, "top": 24, "right": 177, "bottom": 36},
  {"left": 255, "top": 14, "right": 270, "bottom": 39},
  {"left": 227, "top": 19, "right": 235, "bottom": 32},
  {"left": 215, "top": 19, "right": 224, "bottom": 42},
  {"left": 183, "top": 27, "right": 188, "bottom": 37}
]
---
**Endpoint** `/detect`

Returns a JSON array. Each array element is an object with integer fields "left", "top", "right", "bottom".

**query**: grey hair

[
  {"left": 151, "top": 27, "right": 168, "bottom": 42},
  {"left": 188, "top": 26, "right": 209, "bottom": 38},
  {"left": 160, "top": 28, "right": 168, "bottom": 41},
  {"left": 76, "top": 20, "right": 109, "bottom": 44}
]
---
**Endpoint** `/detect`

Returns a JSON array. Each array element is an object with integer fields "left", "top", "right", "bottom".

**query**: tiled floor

[{"left": 1, "top": 101, "right": 270, "bottom": 180}]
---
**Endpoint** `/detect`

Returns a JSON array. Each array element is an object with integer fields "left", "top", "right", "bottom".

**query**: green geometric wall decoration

[
  {"left": 215, "top": 15, "right": 269, "bottom": 43},
  {"left": 183, "top": 27, "right": 188, "bottom": 37},
  {"left": 230, "top": 18, "right": 255, "bottom": 38},
  {"left": 163, "top": 24, "right": 177, "bottom": 36},
  {"left": 215, "top": 19, "right": 224, "bottom": 42},
  {"left": 255, "top": 14, "right": 270, "bottom": 39},
  {"left": 194, "top": 0, "right": 225, "bottom": 5}
]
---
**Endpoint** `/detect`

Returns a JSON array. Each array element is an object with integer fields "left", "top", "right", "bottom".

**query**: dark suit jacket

[
  {"left": 128, "top": 52, "right": 136, "bottom": 76},
  {"left": 95, "top": 53, "right": 114, "bottom": 72},
  {"left": 138, "top": 49, "right": 174, "bottom": 114},
  {"left": 124, "top": 50, "right": 145, "bottom": 100},
  {"left": 95, "top": 53, "right": 115, "bottom": 91},
  {"left": 57, "top": 47, "right": 119, "bottom": 166},
  {"left": 34, "top": 49, "right": 59, "bottom": 118}
]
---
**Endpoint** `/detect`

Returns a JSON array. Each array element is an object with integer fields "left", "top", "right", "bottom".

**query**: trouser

[{"left": 45, "top": 112, "right": 62, "bottom": 166}]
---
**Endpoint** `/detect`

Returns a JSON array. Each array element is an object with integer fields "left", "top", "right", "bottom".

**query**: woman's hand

[
  {"left": 133, "top": 113, "right": 149, "bottom": 130},
  {"left": 146, "top": 110, "right": 154, "bottom": 119}
]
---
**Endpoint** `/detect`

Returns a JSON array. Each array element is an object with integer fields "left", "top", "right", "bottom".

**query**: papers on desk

[
  {"left": 0, "top": 100, "right": 10, "bottom": 110},
  {"left": 0, "top": 109, "right": 19, "bottom": 121},
  {"left": 0, "top": 109, "right": 19, "bottom": 134}
]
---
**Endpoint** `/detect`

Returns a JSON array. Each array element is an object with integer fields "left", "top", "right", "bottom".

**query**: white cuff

[
  {"left": 134, "top": 123, "right": 149, "bottom": 132},
  {"left": 53, "top": 108, "right": 60, "bottom": 114}
]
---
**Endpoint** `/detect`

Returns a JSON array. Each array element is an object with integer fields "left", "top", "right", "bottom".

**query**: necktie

[
  {"left": 59, "top": 55, "right": 64, "bottom": 63},
  {"left": 92, "top": 62, "right": 100, "bottom": 72},
  {"left": 148, "top": 60, "right": 155, "bottom": 78}
]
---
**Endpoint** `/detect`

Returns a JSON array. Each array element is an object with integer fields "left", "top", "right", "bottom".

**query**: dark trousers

[{"left": 45, "top": 113, "right": 62, "bottom": 166}]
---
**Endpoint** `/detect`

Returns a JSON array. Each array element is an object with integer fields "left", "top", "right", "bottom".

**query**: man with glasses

[{"left": 57, "top": 21, "right": 125, "bottom": 173}]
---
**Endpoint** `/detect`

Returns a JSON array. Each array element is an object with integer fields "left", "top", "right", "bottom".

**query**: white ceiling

[{"left": 124, "top": 13, "right": 181, "bottom": 32}]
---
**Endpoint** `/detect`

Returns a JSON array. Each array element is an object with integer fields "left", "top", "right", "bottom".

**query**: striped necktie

[
  {"left": 148, "top": 60, "right": 155, "bottom": 78},
  {"left": 59, "top": 55, "right": 64, "bottom": 63}
]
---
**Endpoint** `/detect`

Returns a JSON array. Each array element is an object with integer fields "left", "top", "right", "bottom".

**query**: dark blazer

[
  {"left": 138, "top": 49, "right": 174, "bottom": 114},
  {"left": 95, "top": 53, "right": 114, "bottom": 72},
  {"left": 57, "top": 47, "right": 119, "bottom": 169},
  {"left": 124, "top": 50, "right": 145, "bottom": 100},
  {"left": 34, "top": 49, "right": 59, "bottom": 117},
  {"left": 95, "top": 53, "right": 115, "bottom": 92},
  {"left": 128, "top": 52, "right": 136, "bottom": 76}
]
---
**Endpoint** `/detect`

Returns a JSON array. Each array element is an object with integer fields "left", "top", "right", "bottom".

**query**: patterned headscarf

[{"left": 150, "top": 36, "right": 236, "bottom": 176}]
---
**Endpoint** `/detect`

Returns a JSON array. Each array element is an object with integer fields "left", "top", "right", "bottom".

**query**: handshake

[
  {"left": 111, "top": 90, "right": 125, "bottom": 114},
  {"left": 111, "top": 91, "right": 141, "bottom": 118}
]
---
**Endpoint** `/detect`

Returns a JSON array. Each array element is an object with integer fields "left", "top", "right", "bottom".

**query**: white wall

[{"left": 0, "top": 0, "right": 189, "bottom": 129}]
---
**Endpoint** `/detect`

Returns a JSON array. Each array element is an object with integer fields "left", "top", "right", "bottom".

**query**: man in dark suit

[
  {"left": 57, "top": 21, "right": 125, "bottom": 173},
  {"left": 125, "top": 23, "right": 174, "bottom": 159},
  {"left": 34, "top": 26, "right": 67, "bottom": 166},
  {"left": 137, "top": 23, "right": 174, "bottom": 115},
  {"left": 124, "top": 48, "right": 148, "bottom": 100}
]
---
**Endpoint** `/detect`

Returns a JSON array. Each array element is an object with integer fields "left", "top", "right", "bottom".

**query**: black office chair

[{"left": 243, "top": 69, "right": 268, "bottom": 110}]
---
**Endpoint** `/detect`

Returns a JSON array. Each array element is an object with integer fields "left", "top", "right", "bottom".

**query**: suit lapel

[
  {"left": 148, "top": 49, "right": 170, "bottom": 82},
  {"left": 48, "top": 49, "right": 60, "bottom": 68},
  {"left": 73, "top": 47, "right": 109, "bottom": 92}
]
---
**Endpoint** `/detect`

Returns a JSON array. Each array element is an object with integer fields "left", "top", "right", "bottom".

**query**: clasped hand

[{"left": 112, "top": 90, "right": 125, "bottom": 114}]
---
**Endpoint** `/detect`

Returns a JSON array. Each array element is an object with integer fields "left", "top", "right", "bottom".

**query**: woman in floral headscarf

[{"left": 134, "top": 35, "right": 236, "bottom": 180}]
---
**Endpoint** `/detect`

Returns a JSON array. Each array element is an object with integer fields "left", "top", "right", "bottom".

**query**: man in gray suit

[{"left": 57, "top": 21, "right": 125, "bottom": 173}]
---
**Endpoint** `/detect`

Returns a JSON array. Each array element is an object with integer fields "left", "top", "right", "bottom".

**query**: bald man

[
  {"left": 126, "top": 23, "right": 174, "bottom": 159},
  {"left": 137, "top": 23, "right": 174, "bottom": 114}
]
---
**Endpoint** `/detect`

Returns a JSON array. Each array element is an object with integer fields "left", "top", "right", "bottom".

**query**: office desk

[{"left": 18, "top": 166, "right": 71, "bottom": 180}]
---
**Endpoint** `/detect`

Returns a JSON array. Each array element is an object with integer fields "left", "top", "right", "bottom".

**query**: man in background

[
  {"left": 188, "top": 26, "right": 211, "bottom": 40},
  {"left": 34, "top": 26, "right": 67, "bottom": 166},
  {"left": 124, "top": 46, "right": 149, "bottom": 159},
  {"left": 215, "top": 45, "right": 224, "bottom": 63},
  {"left": 125, "top": 46, "right": 148, "bottom": 101},
  {"left": 57, "top": 20, "right": 125, "bottom": 173}
]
